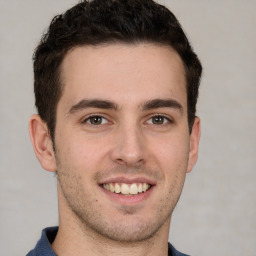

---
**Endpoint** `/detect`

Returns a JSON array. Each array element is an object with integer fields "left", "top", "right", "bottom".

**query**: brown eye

[
  {"left": 85, "top": 116, "right": 107, "bottom": 125},
  {"left": 151, "top": 115, "right": 166, "bottom": 125},
  {"left": 90, "top": 116, "right": 102, "bottom": 125}
]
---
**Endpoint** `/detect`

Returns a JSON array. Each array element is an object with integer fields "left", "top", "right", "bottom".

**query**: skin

[{"left": 29, "top": 43, "right": 200, "bottom": 256}]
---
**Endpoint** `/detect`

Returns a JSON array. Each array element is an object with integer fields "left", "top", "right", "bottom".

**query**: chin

[{"left": 77, "top": 210, "right": 171, "bottom": 243}]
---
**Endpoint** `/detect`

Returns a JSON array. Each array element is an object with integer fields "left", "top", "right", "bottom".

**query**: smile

[{"left": 102, "top": 183, "right": 151, "bottom": 195}]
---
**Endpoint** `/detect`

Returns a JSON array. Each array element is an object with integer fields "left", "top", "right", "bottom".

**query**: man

[{"left": 27, "top": 0, "right": 202, "bottom": 255}]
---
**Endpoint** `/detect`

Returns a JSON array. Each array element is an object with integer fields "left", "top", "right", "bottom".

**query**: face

[{"left": 52, "top": 43, "right": 199, "bottom": 242}]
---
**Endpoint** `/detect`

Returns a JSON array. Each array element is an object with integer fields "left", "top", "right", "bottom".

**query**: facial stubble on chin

[{"left": 55, "top": 157, "right": 186, "bottom": 243}]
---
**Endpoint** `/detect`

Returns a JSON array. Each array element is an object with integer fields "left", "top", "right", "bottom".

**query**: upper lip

[{"left": 99, "top": 176, "right": 156, "bottom": 186}]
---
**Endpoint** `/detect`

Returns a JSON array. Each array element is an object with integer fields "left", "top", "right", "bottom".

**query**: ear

[
  {"left": 29, "top": 114, "right": 57, "bottom": 172},
  {"left": 187, "top": 117, "right": 201, "bottom": 173}
]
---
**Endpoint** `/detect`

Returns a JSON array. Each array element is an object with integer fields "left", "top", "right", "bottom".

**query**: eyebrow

[
  {"left": 69, "top": 99, "right": 118, "bottom": 114},
  {"left": 142, "top": 98, "right": 183, "bottom": 113},
  {"left": 68, "top": 98, "right": 183, "bottom": 115}
]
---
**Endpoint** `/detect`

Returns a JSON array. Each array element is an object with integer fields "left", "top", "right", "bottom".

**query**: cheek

[
  {"left": 56, "top": 134, "right": 109, "bottom": 173},
  {"left": 150, "top": 133, "right": 190, "bottom": 169}
]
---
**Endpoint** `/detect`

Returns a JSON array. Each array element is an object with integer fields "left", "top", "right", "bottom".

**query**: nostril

[
  {"left": 115, "top": 158, "right": 126, "bottom": 165},
  {"left": 114, "top": 158, "right": 145, "bottom": 168}
]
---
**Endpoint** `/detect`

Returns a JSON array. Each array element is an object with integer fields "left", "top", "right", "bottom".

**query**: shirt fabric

[{"left": 27, "top": 226, "right": 190, "bottom": 256}]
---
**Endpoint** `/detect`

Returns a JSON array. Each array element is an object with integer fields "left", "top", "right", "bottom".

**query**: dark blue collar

[
  {"left": 27, "top": 226, "right": 189, "bottom": 256},
  {"left": 26, "top": 227, "right": 58, "bottom": 256}
]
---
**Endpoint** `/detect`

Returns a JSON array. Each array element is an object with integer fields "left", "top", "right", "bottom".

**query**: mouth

[{"left": 101, "top": 182, "right": 152, "bottom": 196}]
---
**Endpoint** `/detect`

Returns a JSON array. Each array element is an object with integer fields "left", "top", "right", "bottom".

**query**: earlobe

[
  {"left": 29, "top": 114, "right": 57, "bottom": 172},
  {"left": 187, "top": 117, "right": 201, "bottom": 173}
]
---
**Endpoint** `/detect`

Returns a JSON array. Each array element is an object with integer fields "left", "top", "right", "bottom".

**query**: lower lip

[{"left": 99, "top": 185, "right": 155, "bottom": 205}]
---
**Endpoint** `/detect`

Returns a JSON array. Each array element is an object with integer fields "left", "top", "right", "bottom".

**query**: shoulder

[
  {"left": 168, "top": 243, "right": 190, "bottom": 256},
  {"left": 26, "top": 227, "right": 58, "bottom": 256}
]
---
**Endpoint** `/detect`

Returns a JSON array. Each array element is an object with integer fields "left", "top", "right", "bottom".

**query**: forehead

[{"left": 59, "top": 43, "right": 187, "bottom": 109}]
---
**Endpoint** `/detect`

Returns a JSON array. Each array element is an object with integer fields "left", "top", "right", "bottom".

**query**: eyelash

[
  {"left": 82, "top": 115, "right": 109, "bottom": 125},
  {"left": 82, "top": 114, "right": 173, "bottom": 126},
  {"left": 146, "top": 115, "right": 173, "bottom": 125}
]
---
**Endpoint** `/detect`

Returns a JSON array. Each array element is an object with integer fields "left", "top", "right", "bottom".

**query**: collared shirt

[{"left": 27, "top": 227, "right": 190, "bottom": 256}]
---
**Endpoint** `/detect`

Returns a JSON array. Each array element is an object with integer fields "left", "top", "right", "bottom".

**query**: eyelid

[
  {"left": 80, "top": 113, "right": 174, "bottom": 126},
  {"left": 145, "top": 114, "right": 174, "bottom": 125},
  {"left": 82, "top": 114, "right": 110, "bottom": 125}
]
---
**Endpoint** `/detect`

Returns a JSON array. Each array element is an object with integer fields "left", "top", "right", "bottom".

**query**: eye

[
  {"left": 84, "top": 115, "right": 108, "bottom": 125},
  {"left": 147, "top": 115, "right": 171, "bottom": 125}
]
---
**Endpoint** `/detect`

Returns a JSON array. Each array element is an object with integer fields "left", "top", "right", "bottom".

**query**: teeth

[
  {"left": 138, "top": 183, "right": 143, "bottom": 193},
  {"left": 109, "top": 183, "right": 115, "bottom": 192},
  {"left": 130, "top": 183, "right": 138, "bottom": 195},
  {"left": 102, "top": 182, "right": 151, "bottom": 195},
  {"left": 142, "top": 183, "right": 149, "bottom": 192},
  {"left": 121, "top": 184, "right": 130, "bottom": 194},
  {"left": 115, "top": 183, "right": 121, "bottom": 193}
]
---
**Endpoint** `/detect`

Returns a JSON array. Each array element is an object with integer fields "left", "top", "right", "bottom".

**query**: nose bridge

[{"left": 111, "top": 119, "right": 146, "bottom": 166}]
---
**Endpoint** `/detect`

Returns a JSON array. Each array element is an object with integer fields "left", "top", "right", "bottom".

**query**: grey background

[{"left": 0, "top": 0, "right": 255, "bottom": 255}]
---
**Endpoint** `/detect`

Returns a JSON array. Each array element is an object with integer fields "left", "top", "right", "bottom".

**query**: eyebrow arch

[
  {"left": 142, "top": 98, "right": 183, "bottom": 113},
  {"left": 69, "top": 99, "right": 118, "bottom": 114}
]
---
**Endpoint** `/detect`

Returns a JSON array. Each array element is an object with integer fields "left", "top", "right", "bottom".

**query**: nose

[{"left": 110, "top": 124, "right": 147, "bottom": 166}]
